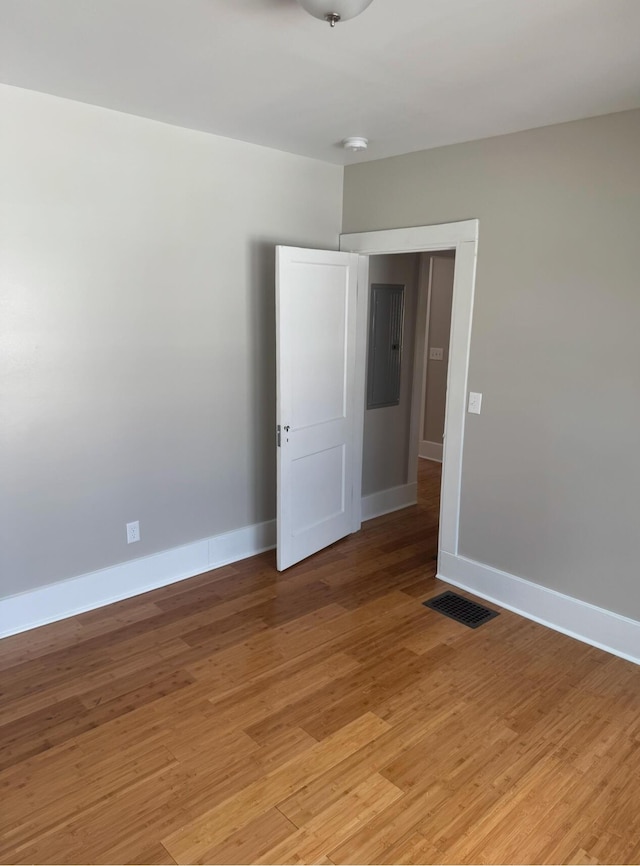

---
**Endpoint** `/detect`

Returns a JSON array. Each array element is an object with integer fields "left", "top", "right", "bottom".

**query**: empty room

[{"left": 1, "top": 1, "right": 640, "bottom": 864}]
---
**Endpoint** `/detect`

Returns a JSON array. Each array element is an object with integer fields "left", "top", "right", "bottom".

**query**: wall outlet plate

[
  {"left": 126, "top": 521, "right": 140, "bottom": 543},
  {"left": 429, "top": 347, "right": 444, "bottom": 361},
  {"left": 468, "top": 392, "right": 482, "bottom": 414}
]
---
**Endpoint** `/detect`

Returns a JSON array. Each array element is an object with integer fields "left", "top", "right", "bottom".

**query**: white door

[{"left": 276, "top": 246, "right": 360, "bottom": 571}]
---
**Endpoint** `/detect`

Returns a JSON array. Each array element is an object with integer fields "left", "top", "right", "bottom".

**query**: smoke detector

[{"left": 343, "top": 137, "right": 368, "bottom": 153}]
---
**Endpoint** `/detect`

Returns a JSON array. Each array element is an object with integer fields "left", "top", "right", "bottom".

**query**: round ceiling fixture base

[
  {"left": 297, "top": 0, "right": 374, "bottom": 25},
  {"left": 343, "top": 136, "right": 368, "bottom": 153}
]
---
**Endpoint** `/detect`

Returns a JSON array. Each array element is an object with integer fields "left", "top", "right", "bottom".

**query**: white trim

[
  {"left": 208, "top": 521, "right": 275, "bottom": 569},
  {"left": 439, "top": 239, "right": 476, "bottom": 554},
  {"left": 438, "top": 552, "right": 640, "bottom": 666},
  {"left": 0, "top": 520, "right": 276, "bottom": 639},
  {"left": 341, "top": 220, "right": 478, "bottom": 254},
  {"left": 361, "top": 482, "right": 417, "bottom": 522},
  {"left": 340, "top": 221, "right": 479, "bottom": 558},
  {"left": 419, "top": 441, "right": 443, "bottom": 462}
]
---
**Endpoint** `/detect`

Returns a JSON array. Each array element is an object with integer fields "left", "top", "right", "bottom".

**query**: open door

[{"left": 276, "top": 246, "right": 360, "bottom": 571}]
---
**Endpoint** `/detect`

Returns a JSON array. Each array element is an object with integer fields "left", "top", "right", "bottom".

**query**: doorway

[
  {"left": 340, "top": 220, "right": 478, "bottom": 563},
  {"left": 361, "top": 252, "right": 422, "bottom": 517},
  {"left": 359, "top": 249, "right": 455, "bottom": 555},
  {"left": 274, "top": 220, "right": 478, "bottom": 572}
]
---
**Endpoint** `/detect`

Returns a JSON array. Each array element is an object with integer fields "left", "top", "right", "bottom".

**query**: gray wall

[
  {"left": 423, "top": 255, "right": 454, "bottom": 445},
  {"left": 0, "top": 84, "right": 343, "bottom": 596},
  {"left": 344, "top": 109, "right": 640, "bottom": 620},
  {"left": 362, "top": 254, "right": 420, "bottom": 496}
]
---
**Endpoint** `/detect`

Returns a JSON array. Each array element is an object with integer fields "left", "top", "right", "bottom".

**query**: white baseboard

[
  {"left": 0, "top": 520, "right": 277, "bottom": 639},
  {"left": 438, "top": 551, "right": 640, "bottom": 666},
  {"left": 419, "top": 440, "right": 443, "bottom": 462},
  {"left": 361, "top": 482, "right": 418, "bottom": 522},
  {"left": 13, "top": 501, "right": 635, "bottom": 666},
  {"left": 0, "top": 483, "right": 418, "bottom": 639}
]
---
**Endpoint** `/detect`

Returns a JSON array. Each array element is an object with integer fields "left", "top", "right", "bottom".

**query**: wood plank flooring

[{"left": 1, "top": 460, "right": 640, "bottom": 864}]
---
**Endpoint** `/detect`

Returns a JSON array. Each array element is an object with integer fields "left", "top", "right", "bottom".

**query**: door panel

[
  {"left": 276, "top": 246, "right": 359, "bottom": 571},
  {"left": 291, "top": 444, "right": 346, "bottom": 534},
  {"left": 289, "top": 265, "right": 348, "bottom": 427}
]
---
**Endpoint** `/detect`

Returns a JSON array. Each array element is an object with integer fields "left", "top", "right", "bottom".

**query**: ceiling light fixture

[
  {"left": 297, "top": 0, "right": 374, "bottom": 27},
  {"left": 343, "top": 137, "right": 368, "bottom": 152}
]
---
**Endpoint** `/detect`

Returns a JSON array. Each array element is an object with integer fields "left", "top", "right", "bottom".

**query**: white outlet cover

[
  {"left": 468, "top": 392, "right": 482, "bottom": 414},
  {"left": 126, "top": 520, "right": 140, "bottom": 543},
  {"left": 429, "top": 347, "right": 444, "bottom": 361}
]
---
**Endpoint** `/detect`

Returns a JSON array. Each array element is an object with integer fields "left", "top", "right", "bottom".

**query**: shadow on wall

[{"left": 247, "top": 240, "right": 277, "bottom": 525}]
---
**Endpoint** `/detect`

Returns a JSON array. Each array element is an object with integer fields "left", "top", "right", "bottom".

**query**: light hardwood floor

[{"left": 1, "top": 460, "right": 639, "bottom": 865}]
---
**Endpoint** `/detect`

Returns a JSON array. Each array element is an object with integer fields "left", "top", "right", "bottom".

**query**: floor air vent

[{"left": 423, "top": 591, "right": 499, "bottom": 628}]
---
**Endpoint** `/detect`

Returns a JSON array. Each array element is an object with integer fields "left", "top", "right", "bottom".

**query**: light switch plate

[
  {"left": 429, "top": 347, "right": 444, "bottom": 361},
  {"left": 468, "top": 392, "right": 482, "bottom": 414}
]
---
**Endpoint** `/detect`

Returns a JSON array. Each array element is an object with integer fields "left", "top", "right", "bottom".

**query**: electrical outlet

[
  {"left": 468, "top": 392, "right": 483, "bottom": 415},
  {"left": 126, "top": 520, "right": 140, "bottom": 544},
  {"left": 429, "top": 347, "right": 444, "bottom": 361}
]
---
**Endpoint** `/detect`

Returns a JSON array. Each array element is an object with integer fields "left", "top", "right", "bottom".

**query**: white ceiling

[{"left": 1, "top": 0, "right": 639, "bottom": 164}]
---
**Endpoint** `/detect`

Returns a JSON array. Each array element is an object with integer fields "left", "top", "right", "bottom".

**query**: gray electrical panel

[{"left": 367, "top": 283, "right": 405, "bottom": 409}]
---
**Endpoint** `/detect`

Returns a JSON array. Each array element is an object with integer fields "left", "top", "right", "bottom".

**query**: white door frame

[{"left": 340, "top": 219, "right": 479, "bottom": 558}]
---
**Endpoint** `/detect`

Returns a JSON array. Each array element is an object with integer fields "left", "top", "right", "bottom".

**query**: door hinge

[{"left": 277, "top": 425, "right": 281, "bottom": 447}]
